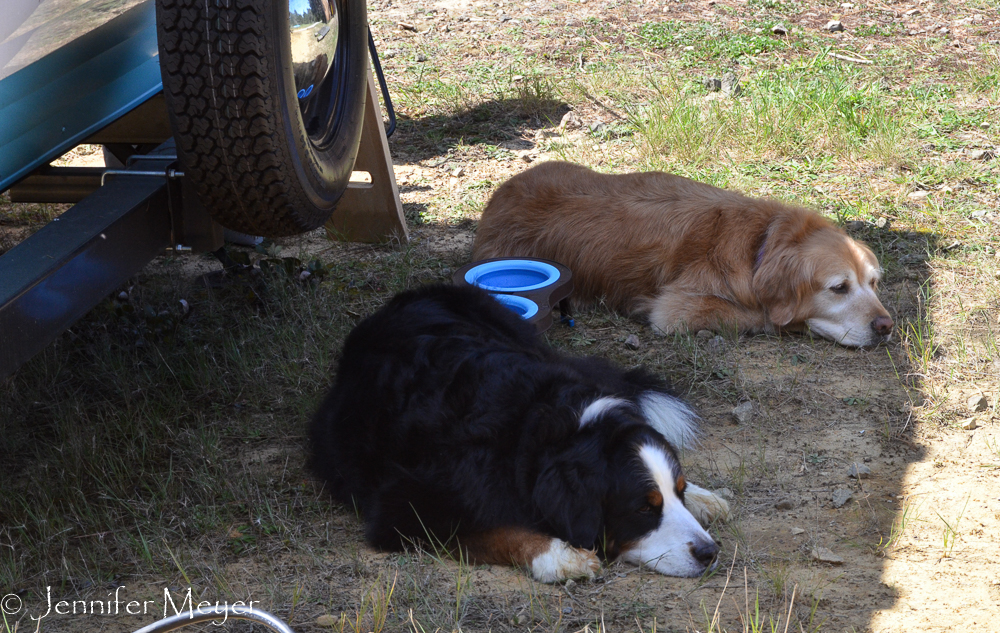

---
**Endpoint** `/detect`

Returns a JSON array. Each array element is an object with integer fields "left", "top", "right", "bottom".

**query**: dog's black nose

[
  {"left": 871, "top": 315, "right": 894, "bottom": 337},
  {"left": 690, "top": 539, "right": 720, "bottom": 567}
]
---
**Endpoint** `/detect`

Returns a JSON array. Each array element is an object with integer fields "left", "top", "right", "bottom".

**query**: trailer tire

[{"left": 156, "top": 0, "right": 368, "bottom": 237}]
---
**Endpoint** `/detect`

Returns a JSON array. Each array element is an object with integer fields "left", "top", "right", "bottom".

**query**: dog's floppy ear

[
  {"left": 532, "top": 441, "right": 607, "bottom": 549},
  {"left": 753, "top": 239, "right": 815, "bottom": 328}
]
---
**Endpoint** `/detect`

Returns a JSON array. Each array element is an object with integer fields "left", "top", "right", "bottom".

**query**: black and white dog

[{"left": 310, "top": 284, "right": 729, "bottom": 582}]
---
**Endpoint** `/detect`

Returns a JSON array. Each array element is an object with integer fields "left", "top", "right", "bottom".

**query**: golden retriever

[{"left": 472, "top": 162, "right": 893, "bottom": 347}]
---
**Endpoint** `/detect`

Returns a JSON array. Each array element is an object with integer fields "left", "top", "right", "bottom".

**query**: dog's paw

[
  {"left": 685, "top": 483, "right": 731, "bottom": 525},
  {"left": 530, "top": 539, "right": 601, "bottom": 583}
]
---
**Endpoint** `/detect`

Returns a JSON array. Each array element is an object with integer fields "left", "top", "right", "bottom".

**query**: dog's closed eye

[{"left": 639, "top": 490, "right": 664, "bottom": 514}]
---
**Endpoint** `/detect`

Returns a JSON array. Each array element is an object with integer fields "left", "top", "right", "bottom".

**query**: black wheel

[{"left": 156, "top": 0, "right": 368, "bottom": 237}]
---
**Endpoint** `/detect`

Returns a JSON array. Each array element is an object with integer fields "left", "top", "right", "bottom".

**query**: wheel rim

[{"left": 288, "top": 0, "right": 354, "bottom": 149}]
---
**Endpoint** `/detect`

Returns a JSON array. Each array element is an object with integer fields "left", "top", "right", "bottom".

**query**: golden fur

[{"left": 472, "top": 161, "right": 893, "bottom": 347}]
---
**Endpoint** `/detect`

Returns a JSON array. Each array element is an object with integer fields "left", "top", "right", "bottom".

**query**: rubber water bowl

[
  {"left": 463, "top": 260, "right": 561, "bottom": 293},
  {"left": 453, "top": 257, "right": 574, "bottom": 333},
  {"left": 490, "top": 293, "right": 539, "bottom": 319}
]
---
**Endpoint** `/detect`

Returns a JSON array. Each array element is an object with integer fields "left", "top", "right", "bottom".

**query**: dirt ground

[
  {"left": 354, "top": 0, "right": 1000, "bottom": 629},
  {"left": 3, "top": 0, "right": 999, "bottom": 630}
]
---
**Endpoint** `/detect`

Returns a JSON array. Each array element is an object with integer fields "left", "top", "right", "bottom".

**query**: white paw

[
  {"left": 685, "top": 483, "right": 731, "bottom": 525},
  {"left": 530, "top": 539, "right": 601, "bottom": 583}
]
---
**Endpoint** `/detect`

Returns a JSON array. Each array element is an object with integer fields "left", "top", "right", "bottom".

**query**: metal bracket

[{"left": 101, "top": 168, "right": 184, "bottom": 186}]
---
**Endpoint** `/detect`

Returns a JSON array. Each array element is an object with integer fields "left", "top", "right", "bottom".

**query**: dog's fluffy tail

[{"left": 638, "top": 391, "right": 699, "bottom": 449}]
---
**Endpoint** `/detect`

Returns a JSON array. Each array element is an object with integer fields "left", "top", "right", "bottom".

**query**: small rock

[
  {"left": 968, "top": 394, "right": 989, "bottom": 412},
  {"left": 588, "top": 121, "right": 606, "bottom": 135},
  {"left": 844, "top": 220, "right": 867, "bottom": 231},
  {"left": 847, "top": 462, "right": 871, "bottom": 479},
  {"left": 704, "top": 77, "right": 722, "bottom": 92},
  {"left": 967, "top": 148, "right": 995, "bottom": 161},
  {"left": 721, "top": 72, "right": 742, "bottom": 96},
  {"left": 791, "top": 527, "right": 805, "bottom": 535},
  {"left": 519, "top": 153, "right": 533, "bottom": 163},
  {"left": 960, "top": 418, "right": 978, "bottom": 431},
  {"left": 118, "top": 291, "right": 129, "bottom": 301},
  {"left": 971, "top": 210, "right": 988, "bottom": 220},
  {"left": 708, "top": 335, "right": 725, "bottom": 352},
  {"left": 416, "top": 53, "right": 428, "bottom": 62},
  {"left": 696, "top": 329, "right": 714, "bottom": 339},
  {"left": 875, "top": 217, "right": 891, "bottom": 229},
  {"left": 559, "top": 111, "right": 582, "bottom": 130},
  {"left": 564, "top": 579, "right": 577, "bottom": 592},
  {"left": 811, "top": 547, "right": 844, "bottom": 565},
  {"left": 771, "top": 24, "right": 788, "bottom": 35},
  {"left": 316, "top": 614, "right": 340, "bottom": 627},
  {"left": 832, "top": 488, "right": 853, "bottom": 508},
  {"left": 624, "top": 334, "right": 642, "bottom": 350},
  {"left": 179, "top": 299, "right": 190, "bottom": 315},
  {"left": 398, "top": 21, "right": 417, "bottom": 31},
  {"left": 775, "top": 499, "right": 795, "bottom": 510},
  {"left": 732, "top": 401, "right": 754, "bottom": 424},
  {"left": 904, "top": 8, "right": 920, "bottom": 16},
  {"left": 825, "top": 20, "right": 845, "bottom": 32},
  {"left": 451, "top": 166, "right": 464, "bottom": 177},
  {"left": 717, "top": 488, "right": 735, "bottom": 500},
  {"left": 513, "top": 612, "right": 529, "bottom": 625},
  {"left": 907, "top": 190, "right": 930, "bottom": 200}
]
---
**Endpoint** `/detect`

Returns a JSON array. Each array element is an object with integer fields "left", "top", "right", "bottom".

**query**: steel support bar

[
  {"left": 0, "top": 148, "right": 176, "bottom": 379},
  {"left": 7, "top": 166, "right": 105, "bottom": 203}
]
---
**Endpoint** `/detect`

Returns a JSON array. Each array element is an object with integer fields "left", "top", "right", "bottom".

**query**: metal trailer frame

[
  {"left": 1, "top": 1, "right": 404, "bottom": 379},
  {"left": 0, "top": 139, "right": 223, "bottom": 378}
]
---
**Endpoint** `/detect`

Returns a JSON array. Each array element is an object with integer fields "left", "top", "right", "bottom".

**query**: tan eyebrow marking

[
  {"left": 675, "top": 474, "right": 687, "bottom": 496},
  {"left": 646, "top": 490, "right": 663, "bottom": 509}
]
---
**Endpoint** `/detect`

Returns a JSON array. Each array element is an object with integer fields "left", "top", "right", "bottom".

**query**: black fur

[{"left": 309, "top": 284, "right": 688, "bottom": 557}]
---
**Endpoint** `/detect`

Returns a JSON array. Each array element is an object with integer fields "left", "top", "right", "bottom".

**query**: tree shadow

[
  {"left": 387, "top": 96, "right": 571, "bottom": 164},
  {"left": 762, "top": 220, "right": 944, "bottom": 630}
]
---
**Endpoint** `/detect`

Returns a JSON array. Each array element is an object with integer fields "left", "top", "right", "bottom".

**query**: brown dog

[{"left": 472, "top": 162, "right": 893, "bottom": 347}]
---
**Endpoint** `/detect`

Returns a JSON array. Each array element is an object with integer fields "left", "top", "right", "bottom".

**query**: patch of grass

[
  {"left": 875, "top": 499, "right": 923, "bottom": 555},
  {"left": 332, "top": 573, "right": 398, "bottom": 633},
  {"left": 0, "top": 247, "right": 447, "bottom": 592},
  {"left": 853, "top": 23, "right": 904, "bottom": 37},
  {"left": 982, "top": 437, "right": 1000, "bottom": 470},
  {"left": 747, "top": 0, "right": 801, "bottom": 13},
  {"left": 935, "top": 495, "right": 971, "bottom": 558},
  {"left": 638, "top": 20, "right": 795, "bottom": 64},
  {"left": 900, "top": 282, "right": 940, "bottom": 378},
  {"left": 628, "top": 67, "right": 912, "bottom": 171}
]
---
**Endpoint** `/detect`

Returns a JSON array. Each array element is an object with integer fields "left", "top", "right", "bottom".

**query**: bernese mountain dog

[{"left": 309, "top": 284, "right": 730, "bottom": 582}]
